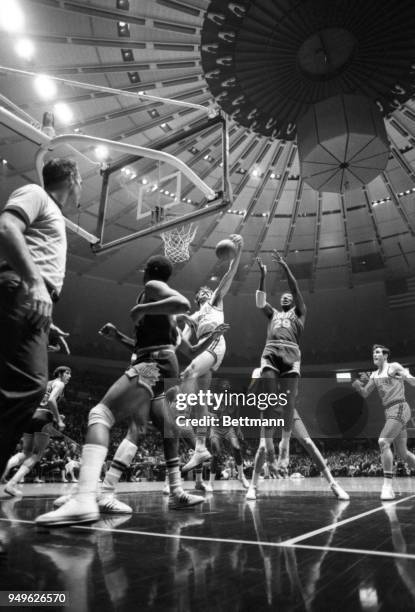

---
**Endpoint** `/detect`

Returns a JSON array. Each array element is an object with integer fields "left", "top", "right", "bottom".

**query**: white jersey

[
  {"left": 370, "top": 364, "right": 406, "bottom": 407},
  {"left": 191, "top": 301, "right": 224, "bottom": 339}
]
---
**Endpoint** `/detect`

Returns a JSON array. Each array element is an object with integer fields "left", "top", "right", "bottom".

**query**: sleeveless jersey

[
  {"left": 192, "top": 301, "right": 224, "bottom": 339},
  {"left": 266, "top": 307, "right": 303, "bottom": 346},
  {"left": 134, "top": 288, "right": 178, "bottom": 350},
  {"left": 38, "top": 379, "right": 64, "bottom": 415},
  {"left": 370, "top": 366, "right": 405, "bottom": 407}
]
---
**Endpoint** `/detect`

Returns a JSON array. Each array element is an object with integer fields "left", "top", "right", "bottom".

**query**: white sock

[
  {"left": 8, "top": 464, "right": 31, "bottom": 486},
  {"left": 103, "top": 439, "right": 138, "bottom": 492},
  {"left": 3, "top": 452, "right": 25, "bottom": 479},
  {"left": 75, "top": 444, "right": 108, "bottom": 503},
  {"left": 195, "top": 435, "right": 206, "bottom": 452}
]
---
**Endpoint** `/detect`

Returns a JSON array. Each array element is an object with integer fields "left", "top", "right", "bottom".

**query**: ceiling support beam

[
  {"left": 362, "top": 186, "right": 386, "bottom": 265},
  {"left": 310, "top": 192, "right": 323, "bottom": 293}
]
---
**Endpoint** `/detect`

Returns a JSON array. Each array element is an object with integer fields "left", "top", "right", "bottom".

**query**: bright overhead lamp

[
  {"left": 54, "top": 102, "right": 73, "bottom": 124},
  {"left": 0, "top": 0, "right": 25, "bottom": 33},
  {"left": 34, "top": 75, "right": 57, "bottom": 100},
  {"left": 15, "top": 38, "right": 35, "bottom": 60},
  {"left": 94, "top": 145, "right": 110, "bottom": 161}
]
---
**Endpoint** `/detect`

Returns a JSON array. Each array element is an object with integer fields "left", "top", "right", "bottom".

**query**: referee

[{"left": 0, "top": 158, "right": 82, "bottom": 474}]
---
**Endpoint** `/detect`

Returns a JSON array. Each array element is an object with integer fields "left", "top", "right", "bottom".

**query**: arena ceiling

[{"left": 1, "top": 0, "right": 415, "bottom": 298}]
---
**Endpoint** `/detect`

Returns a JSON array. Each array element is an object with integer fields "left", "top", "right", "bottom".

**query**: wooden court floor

[{"left": 1, "top": 478, "right": 415, "bottom": 612}]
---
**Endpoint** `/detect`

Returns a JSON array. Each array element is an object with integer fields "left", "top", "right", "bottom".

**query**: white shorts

[{"left": 206, "top": 335, "right": 226, "bottom": 372}]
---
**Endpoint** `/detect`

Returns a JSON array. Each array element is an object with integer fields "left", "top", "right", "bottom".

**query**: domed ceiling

[{"left": 1, "top": 0, "right": 415, "bottom": 298}]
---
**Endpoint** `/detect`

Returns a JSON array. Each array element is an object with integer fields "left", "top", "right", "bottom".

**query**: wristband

[{"left": 256, "top": 290, "right": 266, "bottom": 308}]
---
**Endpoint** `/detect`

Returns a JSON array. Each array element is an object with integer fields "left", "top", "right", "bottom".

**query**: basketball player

[
  {"left": 203, "top": 379, "right": 249, "bottom": 491},
  {"left": 92, "top": 319, "right": 228, "bottom": 512},
  {"left": 352, "top": 344, "right": 415, "bottom": 500},
  {"left": 180, "top": 234, "right": 244, "bottom": 472},
  {"left": 36, "top": 255, "right": 204, "bottom": 525},
  {"left": 3, "top": 366, "right": 71, "bottom": 496},
  {"left": 246, "top": 254, "right": 349, "bottom": 500}
]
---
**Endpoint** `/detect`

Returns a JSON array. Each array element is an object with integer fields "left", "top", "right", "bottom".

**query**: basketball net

[{"left": 161, "top": 224, "right": 197, "bottom": 263}]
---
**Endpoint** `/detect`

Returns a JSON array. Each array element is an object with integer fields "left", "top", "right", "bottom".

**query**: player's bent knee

[
  {"left": 88, "top": 404, "right": 115, "bottom": 429},
  {"left": 378, "top": 437, "right": 391, "bottom": 452}
]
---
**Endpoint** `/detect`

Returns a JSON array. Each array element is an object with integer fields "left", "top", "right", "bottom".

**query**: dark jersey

[
  {"left": 266, "top": 307, "right": 303, "bottom": 347},
  {"left": 134, "top": 287, "right": 178, "bottom": 350}
]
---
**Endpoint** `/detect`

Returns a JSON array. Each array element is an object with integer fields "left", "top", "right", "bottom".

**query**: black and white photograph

[{"left": 1, "top": 1, "right": 415, "bottom": 610}]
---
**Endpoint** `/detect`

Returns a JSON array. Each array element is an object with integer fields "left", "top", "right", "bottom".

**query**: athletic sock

[
  {"left": 195, "top": 434, "right": 207, "bottom": 452},
  {"left": 75, "top": 444, "right": 108, "bottom": 503},
  {"left": 383, "top": 471, "right": 393, "bottom": 487},
  {"left": 166, "top": 457, "right": 182, "bottom": 494},
  {"left": 3, "top": 452, "right": 25, "bottom": 479},
  {"left": 102, "top": 439, "right": 138, "bottom": 493},
  {"left": 195, "top": 467, "right": 203, "bottom": 484},
  {"left": 8, "top": 464, "right": 31, "bottom": 486}
]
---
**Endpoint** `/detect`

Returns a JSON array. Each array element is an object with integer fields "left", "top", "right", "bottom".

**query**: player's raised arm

[
  {"left": 272, "top": 251, "right": 306, "bottom": 320},
  {"left": 352, "top": 375, "right": 376, "bottom": 398},
  {"left": 130, "top": 280, "right": 190, "bottom": 324},
  {"left": 211, "top": 234, "right": 243, "bottom": 307},
  {"left": 255, "top": 257, "right": 274, "bottom": 319}
]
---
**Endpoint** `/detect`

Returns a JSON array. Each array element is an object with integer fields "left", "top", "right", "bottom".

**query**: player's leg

[
  {"left": 246, "top": 427, "right": 274, "bottom": 500},
  {"left": 292, "top": 410, "right": 349, "bottom": 500},
  {"left": 5, "top": 431, "right": 49, "bottom": 496},
  {"left": 379, "top": 405, "right": 412, "bottom": 500},
  {"left": 150, "top": 395, "right": 204, "bottom": 508},
  {"left": 36, "top": 370, "right": 154, "bottom": 525},
  {"left": 394, "top": 427, "right": 415, "bottom": 470},
  {"left": 181, "top": 361, "right": 214, "bottom": 471},
  {"left": 227, "top": 429, "right": 249, "bottom": 489},
  {"left": 206, "top": 433, "right": 221, "bottom": 492},
  {"left": 2, "top": 433, "right": 33, "bottom": 482}
]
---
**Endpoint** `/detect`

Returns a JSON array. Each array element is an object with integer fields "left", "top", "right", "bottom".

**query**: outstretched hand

[
  {"left": 272, "top": 250, "right": 287, "bottom": 267},
  {"left": 99, "top": 322, "right": 118, "bottom": 340},
  {"left": 256, "top": 257, "right": 267, "bottom": 275},
  {"left": 230, "top": 234, "right": 244, "bottom": 251},
  {"left": 210, "top": 323, "right": 230, "bottom": 338}
]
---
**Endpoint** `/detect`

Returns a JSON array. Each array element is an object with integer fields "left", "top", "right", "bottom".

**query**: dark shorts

[
  {"left": 0, "top": 273, "right": 49, "bottom": 473},
  {"left": 261, "top": 342, "right": 301, "bottom": 376},
  {"left": 26, "top": 409, "right": 53, "bottom": 434},
  {"left": 210, "top": 425, "right": 239, "bottom": 446},
  {"left": 126, "top": 347, "right": 179, "bottom": 399}
]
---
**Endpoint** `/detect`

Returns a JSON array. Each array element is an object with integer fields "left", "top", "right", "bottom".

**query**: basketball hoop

[{"left": 161, "top": 224, "right": 197, "bottom": 263}]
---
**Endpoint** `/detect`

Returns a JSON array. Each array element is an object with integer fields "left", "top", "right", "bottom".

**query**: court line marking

[
  {"left": 1, "top": 515, "right": 415, "bottom": 562},
  {"left": 282, "top": 494, "right": 415, "bottom": 545},
  {"left": 285, "top": 543, "right": 415, "bottom": 561}
]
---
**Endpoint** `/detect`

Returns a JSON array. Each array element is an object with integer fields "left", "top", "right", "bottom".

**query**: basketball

[{"left": 215, "top": 238, "right": 237, "bottom": 260}]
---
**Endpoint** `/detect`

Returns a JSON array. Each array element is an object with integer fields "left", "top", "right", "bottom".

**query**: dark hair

[
  {"left": 42, "top": 158, "right": 78, "bottom": 190},
  {"left": 53, "top": 366, "right": 71, "bottom": 378},
  {"left": 145, "top": 255, "right": 173, "bottom": 281},
  {"left": 195, "top": 285, "right": 212, "bottom": 305},
  {"left": 372, "top": 344, "right": 390, "bottom": 357}
]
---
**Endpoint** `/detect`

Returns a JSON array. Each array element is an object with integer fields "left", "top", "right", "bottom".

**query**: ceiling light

[
  {"left": 128, "top": 72, "right": 140, "bottom": 83},
  {"left": 142, "top": 178, "right": 148, "bottom": 185},
  {"left": 121, "top": 48, "right": 134, "bottom": 62},
  {"left": 1, "top": 158, "right": 8, "bottom": 165},
  {"left": 117, "top": 0, "right": 130, "bottom": 9},
  {"left": 117, "top": 21, "right": 130, "bottom": 37},
  {"left": 270, "top": 172, "right": 276, "bottom": 179},
  {"left": 94, "top": 145, "right": 110, "bottom": 160},
  {"left": 15, "top": 38, "right": 35, "bottom": 60},
  {"left": 34, "top": 75, "right": 57, "bottom": 100},
  {"left": 0, "top": 0, "right": 25, "bottom": 33},
  {"left": 54, "top": 102, "right": 73, "bottom": 124}
]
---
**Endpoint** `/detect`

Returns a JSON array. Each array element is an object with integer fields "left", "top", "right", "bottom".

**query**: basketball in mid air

[{"left": 215, "top": 238, "right": 237, "bottom": 260}]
